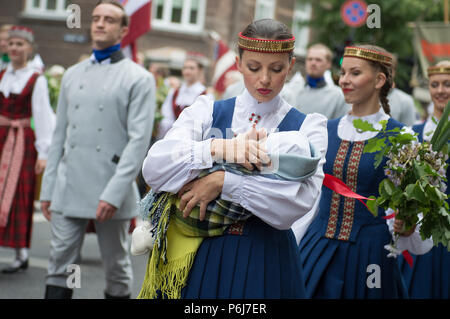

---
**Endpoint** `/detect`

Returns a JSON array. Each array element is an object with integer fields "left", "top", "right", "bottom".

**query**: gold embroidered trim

[
  {"left": 343, "top": 46, "right": 392, "bottom": 65},
  {"left": 337, "top": 141, "right": 364, "bottom": 241},
  {"left": 325, "top": 141, "right": 350, "bottom": 239},
  {"left": 428, "top": 66, "right": 450, "bottom": 76},
  {"left": 238, "top": 32, "right": 295, "bottom": 53}
]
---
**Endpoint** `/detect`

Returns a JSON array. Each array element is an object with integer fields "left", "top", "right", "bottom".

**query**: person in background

[
  {"left": 295, "top": 44, "right": 432, "bottom": 299},
  {"left": 398, "top": 61, "right": 450, "bottom": 298},
  {"left": 39, "top": 0, "right": 155, "bottom": 299},
  {"left": 0, "top": 26, "right": 55, "bottom": 273},
  {"left": 156, "top": 55, "right": 207, "bottom": 139},
  {"left": 387, "top": 55, "right": 418, "bottom": 126},
  {"left": 283, "top": 43, "right": 350, "bottom": 119}
]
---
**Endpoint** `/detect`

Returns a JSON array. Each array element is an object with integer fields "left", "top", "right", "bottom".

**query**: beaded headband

[
  {"left": 343, "top": 46, "right": 392, "bottom": 65},
  {"left": 8, "top": 26, "right": 34, "bottom": 43},
  {"left": 427, "top": 65, "right": 450, "bottom": 76},
  {"left": 237, "top": 32, "right": 295, "bottom": 53}
]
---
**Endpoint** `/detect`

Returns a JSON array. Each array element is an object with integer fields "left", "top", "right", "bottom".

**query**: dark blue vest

[
  {"left": 316, "top": 117, "right": 404, "bottom": 242},
  {"left": 209, "top": 97, "right": 306, "bottom": 138}
]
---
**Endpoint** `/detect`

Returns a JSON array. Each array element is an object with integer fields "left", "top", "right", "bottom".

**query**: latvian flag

[
  {"left": 212, "top": 38, "right": 238, "bottom": 95},
  {"left": 119, "top": 0, "right": 152, "bottom": 62}
]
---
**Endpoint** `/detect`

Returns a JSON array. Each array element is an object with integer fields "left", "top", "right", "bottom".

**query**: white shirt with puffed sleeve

[{"left": 142, "top": 89, "right": 328, "bottom": 230}]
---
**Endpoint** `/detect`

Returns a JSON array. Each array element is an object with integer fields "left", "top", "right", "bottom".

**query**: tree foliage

[{"left": 304, "top": 0, "right": 445, "bottom": 90}]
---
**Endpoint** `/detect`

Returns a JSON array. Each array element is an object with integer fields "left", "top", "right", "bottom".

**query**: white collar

[
  {"left": 239, "top": 89, "right": 283, "bottom": 115},
  {"left": 5, "top": 62, "right": 32, "bottom": 75},
  {"left": 345, "top": 106, "right": 388, "bottom": 125},
  {"left": 180, "top": 81, "right": 205, "bottom": 93}
]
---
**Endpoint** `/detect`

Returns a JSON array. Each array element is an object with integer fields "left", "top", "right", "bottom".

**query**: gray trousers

[{"left": 46, "top": 211, "right": 133, "bottom": 297}]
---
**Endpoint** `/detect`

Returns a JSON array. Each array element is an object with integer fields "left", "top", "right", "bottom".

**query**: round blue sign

[{"left": 340, "top": 0, "right": 368, "bottom": 27}]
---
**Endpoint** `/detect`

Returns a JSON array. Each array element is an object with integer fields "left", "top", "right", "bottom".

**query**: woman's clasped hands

[{"left": 178, "top": 126, "right": 271, "bottom": 221}]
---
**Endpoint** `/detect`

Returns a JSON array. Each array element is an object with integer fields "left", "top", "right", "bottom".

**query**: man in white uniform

[
  {"left": 284, "top": 43, "right": 350, "bottom": 119},
  {"left": 40, "top": 1, "right": 155, "bottom": 299}
]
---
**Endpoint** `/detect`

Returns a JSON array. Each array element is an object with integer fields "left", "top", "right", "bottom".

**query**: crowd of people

[{"left": 0, "top": 0, "right": 448, "bottom": 300}]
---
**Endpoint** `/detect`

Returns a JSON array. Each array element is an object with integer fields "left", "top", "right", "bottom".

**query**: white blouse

[
  {"left": 157, "top": 81, "right": 208, "bottom": 139},
  {"left": 292, "top": 108, "right": 433, "bottom": 255},
  {"left": 0, "top": 63, "right": 56, "bottom": 160},
  {"left": 142, "top": 89, "right": 328, "bottom": 230}
]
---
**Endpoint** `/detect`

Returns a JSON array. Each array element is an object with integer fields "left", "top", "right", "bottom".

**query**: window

[
  {"left": 254, "top": 0, "right": 275, "bottom": 20},
  {"left": 292, "top": 0, "right": 312, "bottom": 56},
  {"left": 152, "top": 0, "right": 206, "bottom": 34},
  {"left": 23, "top": 0, "right": 70, "bottom": 20}
]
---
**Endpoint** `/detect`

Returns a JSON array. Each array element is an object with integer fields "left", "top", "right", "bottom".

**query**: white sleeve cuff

[
  {"left": 192, "top": 138, "right": 214, "bottom": 169},
  {"left": 221, "top": 171, "right": 244, "bottom": 203}
]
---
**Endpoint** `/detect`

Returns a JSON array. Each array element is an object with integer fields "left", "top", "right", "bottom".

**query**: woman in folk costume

[
  {"left": 0, "top": 26, "right": 55, "bottom": 273},
  {"left": 156, "top": 54, "right": 208, "bottom": 139},
  {"left": 295, "top": 44, "right": 432, "bottom": 298},
  {"left": 139, "top": 19, "right": 328, "bottom": 299},
  {"left": 398, "top": 61, "right": 450, "bottom": 298}
]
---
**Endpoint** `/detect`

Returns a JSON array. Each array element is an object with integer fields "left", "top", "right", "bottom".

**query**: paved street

[{"left": 0, "top": 203, "right": 148, "bottom": 299}]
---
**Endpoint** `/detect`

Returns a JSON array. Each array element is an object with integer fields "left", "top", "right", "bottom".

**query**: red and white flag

[
  {"left": 119, "top": 0, "right": 152, "bottom": 62},
  {"left": 211, "top": 33, "right": 238, "bottom": 95}
]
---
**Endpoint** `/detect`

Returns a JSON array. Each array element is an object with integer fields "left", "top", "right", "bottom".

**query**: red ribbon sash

[
  {"left": 322, "top": 173, "right": 374, "bottom": 208},
  {"left": 322, "top": 173, "right": 414, "bottom": 268}
]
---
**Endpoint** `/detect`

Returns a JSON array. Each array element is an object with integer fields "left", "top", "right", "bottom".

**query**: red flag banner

[
  {"left": 413, "top": 22, "right": 450, "bottom": 77},
  {"left": 212, "top": 38, "right": 238, "bottom": 94},
  {"left": 119, "top": 0, "right": 152, "bottom": 62}
]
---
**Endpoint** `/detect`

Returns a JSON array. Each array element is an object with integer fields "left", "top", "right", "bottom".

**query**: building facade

[{"left": 0, "top": 0, "right": 312, "bottom": 83}]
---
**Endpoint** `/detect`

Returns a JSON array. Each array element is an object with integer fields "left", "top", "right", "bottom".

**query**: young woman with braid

[{"left": 294, "top": 44, "right": 432, "bottom": 298}]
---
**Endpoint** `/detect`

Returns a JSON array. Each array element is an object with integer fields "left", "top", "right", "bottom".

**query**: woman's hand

[
  {"left": 35, "top": 159, "right": 47, "bottom": 175},
  {"left": 393, "top": 218, "right": 417, "bottom": 237},
  {"left": 177, "top": 171, "right": 225, "bottom": 221},
  {"left": 210, "top": 127, "right": 270, "bottom": 170}
]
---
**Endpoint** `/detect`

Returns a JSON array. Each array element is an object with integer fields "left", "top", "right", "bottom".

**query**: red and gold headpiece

[
  {"left": 343, "top": 46, "right": 392, "bottom": 65},
  {"left": 427, "top": 65, "right": 450, "bottom": 77},
  {"left": 237, "top": 32, "right": 295, "bottom": 53}
]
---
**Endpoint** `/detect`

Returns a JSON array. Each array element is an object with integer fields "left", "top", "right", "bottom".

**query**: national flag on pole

[
  {"left": 119, "top": 0, "right": 152, "bottom": 62},
  {"left": 413, "top": 22, "right": 450, "bottom": 77},
  {"left": 211, "top": 35, "right": 238, "bottom": 95}
]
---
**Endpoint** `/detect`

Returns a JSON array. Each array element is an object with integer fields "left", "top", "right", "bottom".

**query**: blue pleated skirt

[
  {"left": 398, "top": 244, "right": 450, "bottom": 298},
  {"left": 181, "top": 217, "right": 306, "bottom": 299},
  {"left": 299, "top": 217, "right": 408, "bottom": 299}
]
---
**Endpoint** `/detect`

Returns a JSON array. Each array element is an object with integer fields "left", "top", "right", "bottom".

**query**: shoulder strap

[
  {"left": 277, "top": 107, "right": 306, "bottom": 132},
  {"left": 210, "top": 97, "right": 237, "bottom": 139},
  {"left": 0, "top": 69, "right": 6, "bottom": 83},
  {"left": 21, "top": 72, "right": 40, "bottom": 96},
  {"left": 412, "top": 122, "right": 425, "bottom": 142}
]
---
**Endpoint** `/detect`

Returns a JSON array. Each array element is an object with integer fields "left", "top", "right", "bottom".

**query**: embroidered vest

[{"left": 317, "top": 117, "right": 404, "bottom": 242}]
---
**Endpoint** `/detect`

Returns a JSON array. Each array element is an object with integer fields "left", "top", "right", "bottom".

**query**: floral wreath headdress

[
  {"left": 237, "top": 32, "right": 295, "bottom": 53},
  {"left": 343, "top": 46, "right": 392, "bottom": 65}
]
